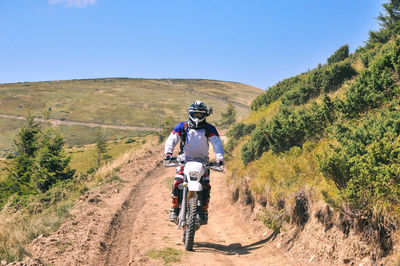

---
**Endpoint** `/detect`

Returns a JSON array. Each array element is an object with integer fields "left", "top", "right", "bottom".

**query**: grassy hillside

[
  {"left": 225, "top": 1, "right": 400, "bottom": 260},
  {"left": 0, "top": 78, "right": 262, "bottom": 153}
]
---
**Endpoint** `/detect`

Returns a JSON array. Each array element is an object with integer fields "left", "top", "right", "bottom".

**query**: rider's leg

[
  {"left": 201, "top": 169, "right": 211, "bottom": 224},
  {"left": 169, "top": 165, "right": 184, "bottom": 222}
]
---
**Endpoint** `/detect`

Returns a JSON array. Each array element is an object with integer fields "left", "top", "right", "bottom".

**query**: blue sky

[{"left": 0, "top": 0, "right": 383, "bottom": 89}]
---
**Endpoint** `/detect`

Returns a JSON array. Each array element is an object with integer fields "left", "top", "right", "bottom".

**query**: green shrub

[
  {"left": 225, "top": 122, "right": 256, "bottom": 156},
  {"left": 241, "top": 98, "right": 336, "bottom": 165},
  {"left": 226, "top": 122, "right": 256, "bottom": 140},
  {"left": 251, "top": 75, "right": 305, "bottom": 110},
  {"left": 241, "top": 119, "right": 269, "bottom": 165},
  {"left": 327, "top": 44, "right": 349, "bottom": 64},
  {"left": 342, "top": 39, "right": 400, "bottom": 117},
  {"left": 281, "top": 62, "right": 356, "bottom": 106},
  {"left": 281, "top": 85, "right": 317, "bottom": 106},
  {"left": 320, "top": 101, "right": 400, "bottom": 213}
]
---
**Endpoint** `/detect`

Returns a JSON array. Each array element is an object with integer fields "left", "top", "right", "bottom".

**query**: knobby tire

[{"left": 185, "top": 197, "right": 197, "bottom": 251}]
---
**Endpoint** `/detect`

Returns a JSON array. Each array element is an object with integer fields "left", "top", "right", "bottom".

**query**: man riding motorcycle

[{"left": 164, "top": 100, "right": 224, "bottom": 224}]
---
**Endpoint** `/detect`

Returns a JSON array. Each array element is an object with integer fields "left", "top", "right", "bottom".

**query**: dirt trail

[
  {"left": 0, "top": 114, "right": 159, "bottom": 131},
  {"left": 28, "top": 144, "right": 291, "bottom": 265}
]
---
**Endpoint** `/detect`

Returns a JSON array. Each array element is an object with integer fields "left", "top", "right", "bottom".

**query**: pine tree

[
  {"left": 219, "top": 103, "right": 237, "bottom": 128},
  {"left": 4, "top": 115, "right": 75, "bottom": 195},
  {"left": 32, "top": 128, "right": 75, "bottom": 192},
  {"left": 368, "top": 0, "right": 400, "bottom": 45},
  {"left": 6, "top": 115, "right": 41, "bottom": 194},
  {"left": 95, "top": 128, "right": 108, "bottom": 166}
]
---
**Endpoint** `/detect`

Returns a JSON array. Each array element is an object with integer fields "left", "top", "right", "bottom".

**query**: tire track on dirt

[
  {"left": 100, "top": 165, "right": 163, "bottom": 265},
  {"left": 28, "top": 145, "right": 163, "bottom": 266},
  {"left": 100, "top": 164, "right": 291, "bottom": 265}
]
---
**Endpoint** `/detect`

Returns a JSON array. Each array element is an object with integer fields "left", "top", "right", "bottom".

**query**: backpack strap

[
  {"left": 179, "top": 122, "right": 211, "bottom": 155},
  {"left": 179, "top": 122, "right": 188, "bottom": 155},
  {"left": 204, "top": 123, "right": 211, "bottom": 138}
]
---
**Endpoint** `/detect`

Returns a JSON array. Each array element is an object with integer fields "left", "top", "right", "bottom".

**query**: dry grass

[
  {"left": 0, "top": 79, "right": 260, "bottom": 126},
  {"left": 96, "top": 136, "right": 157, "bottom": 178},
  {"left": 0, "top": 78, "right": 262, "bottom": 153},
  {"left": 69, "top": 136, "right": 147, "bottom": 174},
  {"left": 0, "top": 135, "right": 158, "bottom": 262},
  {"left": 226, "top": 137, "right": 339, "bottom": 229},
  {"left": 0, "top": 201, "right": 73, "bottom": 262},
  {"left": 245, "top": 100, "right": 281, "bottom": 125}
]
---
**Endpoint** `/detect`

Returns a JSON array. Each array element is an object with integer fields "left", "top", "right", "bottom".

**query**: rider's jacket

[{"left": 164, "top": 121, "right": 224, "bottom": 163}]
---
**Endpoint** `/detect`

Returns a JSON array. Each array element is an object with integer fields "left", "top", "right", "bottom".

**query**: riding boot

[
  {"left": 169, "top": 176, "right": 183, "bottom": 223},
  {"left": 169, "top": 195, "right": 179, "bottom": 223},
  {"left": 201, "top": 198, "right": 209, "bottom": 225}
]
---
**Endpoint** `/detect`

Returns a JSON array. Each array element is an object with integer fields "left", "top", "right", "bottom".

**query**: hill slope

[
  {"left": 0, "top": 78, "right": 262, "bottom": 152},
  {"left": 225, "top": 2, "right": 400, "bottom": 262}
]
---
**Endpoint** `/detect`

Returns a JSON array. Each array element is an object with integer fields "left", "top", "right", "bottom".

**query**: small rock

[
  {"left": 1, "top": 260, "right": 7, "bottom": 266},
  {"left": 308, "top": 255, "right": 315, "bottom": 263}
]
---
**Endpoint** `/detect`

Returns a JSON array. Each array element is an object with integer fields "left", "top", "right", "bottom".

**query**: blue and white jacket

[{"left": 164, "top": 121, "right": 224, "bottom": 163}]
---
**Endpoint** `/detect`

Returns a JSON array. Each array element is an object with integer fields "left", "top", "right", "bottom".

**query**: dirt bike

[{"left": 164, "top": 157, "right": 224, "bottom": 251}]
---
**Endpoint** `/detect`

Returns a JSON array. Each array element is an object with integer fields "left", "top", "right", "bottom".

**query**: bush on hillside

[
  {"left": 308, "top": 61, "right": 356, "bottom": 94},
  {"left": 342, "top": 39, "right": 400, "bottom": 117},
  {"left": 241, "top": 119, "right": 269, "bottom": 165},
  {"left": 251, "top": 76, "right": 304, "bottom": 111},
  {"left": 281, "top": 62, "right": 356, "bottom": 106},
  {"left": 327, "top": 44, "right": 349, "bottom": 64},
  {"left": 241, "top": 97, "right": 335, "bottom": 165},
  {"left": 320, "top": 101, "right": 400, "bottom": 215},
  {"left": 361, "top": 47, "right": 379, "bottom": 68},
  {"left": 281, "top": 85, "right": 318, "bottom": 106},
  {"left": 225, "top": 122, "right": 256, "bottom": 157}
]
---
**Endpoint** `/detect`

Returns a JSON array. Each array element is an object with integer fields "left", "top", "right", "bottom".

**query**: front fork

[{"left": 178, "top": 186, "right": 188, "bottom": 228}]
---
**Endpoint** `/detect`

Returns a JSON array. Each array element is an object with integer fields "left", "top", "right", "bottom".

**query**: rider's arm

[
  {"left": 164, "top": 122, "right": 184, "bottom": 155},
  {"left": 207, "top": 124, "right": 224, "bottom": 162}
]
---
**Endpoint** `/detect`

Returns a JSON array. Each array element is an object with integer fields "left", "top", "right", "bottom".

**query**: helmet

[{"left": 188, "top": 100, "right": 212, "bottom": 128}]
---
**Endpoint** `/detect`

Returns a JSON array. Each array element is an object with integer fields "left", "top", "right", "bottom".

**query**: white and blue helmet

[{"left": 188, "top": 100, "right": 213, "bottom": 128}]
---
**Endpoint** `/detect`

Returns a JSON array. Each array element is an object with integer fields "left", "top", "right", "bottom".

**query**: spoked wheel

[{"left": 184, "top": 197, "right": 197, "bottom": 251}]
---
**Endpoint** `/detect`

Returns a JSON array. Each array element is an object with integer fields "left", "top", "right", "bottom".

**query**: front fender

[{"left": 188, "top": 181, "right": 202, "bottom": 192}]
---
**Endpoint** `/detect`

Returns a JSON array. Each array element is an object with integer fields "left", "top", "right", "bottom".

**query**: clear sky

[{"left": 0, "top": 0, "right": 384, "bottom": 89}]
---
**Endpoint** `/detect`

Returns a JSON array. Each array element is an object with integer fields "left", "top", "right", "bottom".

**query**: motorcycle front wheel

[{"left": 184, "top": 197, "right": 197, "bottom": 251}]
